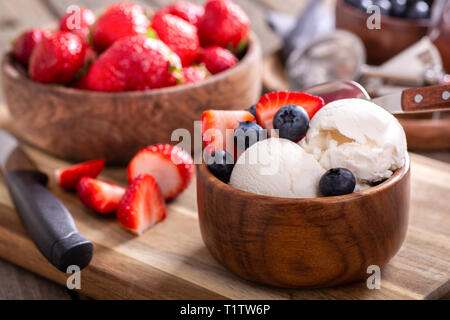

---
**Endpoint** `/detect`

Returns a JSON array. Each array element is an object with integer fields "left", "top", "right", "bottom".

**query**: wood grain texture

[
  {"left": 1, "top": 34, "right": 262, "bottom": 164},
  {"left": 402, "top": 85, "right": 450, "bottom": 113},
  {"left": 0, "top": 258, "right": 71, "bottom": 300},
  {"left": 399, "top": 116, "right": 450, "bottom": 151},
  {"left": 197, "top": 161, "right": 410, "bottom": 288},
  {"left": 0, "top": 121, "right": 448, "bottom": 299},
  {"left": 335, "top": 0, "right": 430, "bottom": 65}
]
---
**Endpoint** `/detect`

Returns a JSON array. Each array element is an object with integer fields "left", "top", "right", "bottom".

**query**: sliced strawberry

[
  {"left": 55, "top": 159, "right": 106, "bottom": 191},
  {"left": 77, "top": 177, "right": 126, "bottom": 214},
  {"left": 256, "top": 91, "right": 325, "bottom": 131},
  {"left": 127, "top": 144, "right": 194, "bottom": 200},
  {"left": 117, "top": 174, "right": 167, "bottom": 235},
  {"left": 201, "top": 110, "right": 255, "bottom": 154}
]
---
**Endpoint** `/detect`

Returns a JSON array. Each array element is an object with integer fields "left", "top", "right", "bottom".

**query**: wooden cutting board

[{"left": 0, "top": 106, "right": 449, "bottom": 300}]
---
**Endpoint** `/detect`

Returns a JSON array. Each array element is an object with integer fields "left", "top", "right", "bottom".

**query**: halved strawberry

[
  {"left": 201, "top": 110, "right": 255, "bottom": 154},
  {"left": 256, "top": 92, "right": 325, "bottom": 131},
  {"left": 55, "top": 159, "right": 106, "bottom": 191},
  {"left": 117, "top": 174, "right": 167, "bottom": 235},
  {"left": 127, "top": 144, "right": 194, "bottom": 200},
  {"left": 77, "top": 177, "right": 126, "bottom": 214}
]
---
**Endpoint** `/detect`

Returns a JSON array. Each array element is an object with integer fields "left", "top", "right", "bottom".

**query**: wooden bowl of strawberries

[{"left": 1, "top": 1, "right": 262, "bottom": 164}]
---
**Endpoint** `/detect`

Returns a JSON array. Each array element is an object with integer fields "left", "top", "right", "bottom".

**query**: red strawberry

[
  {"left": 256, "top": 92, "right": 325, "bottom": 132},
  {"left": 55, "top": 159, "right": 106, "bottom": 191},
  {"left": 117, "top": 174, "right": 167, "bottom": 235},
  {"left": 86, "top": 36, "right": 181, "bottom": 92},
  {"left": 12, "top": 29, "right": 52, "bottom": 67},
  {"left": 127, "top": 144, "right": 194, "bottom": 200},
  {"left": 77, "top": 177, "right": 126, "bottom": 214},
  {"left": 152, "top": 13, "right": 200, "bottom": 66},
  {"left": 158, "top": 1, "right": 204, "bottom": 26},
  {"left": 198, "top": 0, "right": 250, "bottom": 51},
  {"left": 60, "top": 7, "right": 95, "bottom": 42},
  {"left": 199, "top": 46, "right": 237, "bottom": 75},
  {"left": 29, "top": 32, "right": 86, "bottom": 84},
  {"left": 201, "top": 110, "right": 255, "bottom": 154},
  {"left": 181, "top": 65, "right": 208, "bottom": 84},
  {"left": 165, "top": 71, "right": 182, "bottom": 87},
  {"left": 73, "top": 73, "right": 89, "bottom": 89},
  {"left": 92, "top": 2, "right": 149, "bottom": 52}
]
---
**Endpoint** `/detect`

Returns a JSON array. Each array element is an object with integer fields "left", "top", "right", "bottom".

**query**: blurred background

[{"left": 0, "top": 0, "right": 449, "bottom": 299}]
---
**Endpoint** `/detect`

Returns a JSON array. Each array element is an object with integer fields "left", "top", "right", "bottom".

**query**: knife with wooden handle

[
  {"left": 0, "top": 129, "right": 93, "bottom": 272},
  {"left": 372, "top": 84, "right": 450, "bottom": 114},
  {"left": 304, "top": 81, "right": 450, "bottom": 114}
]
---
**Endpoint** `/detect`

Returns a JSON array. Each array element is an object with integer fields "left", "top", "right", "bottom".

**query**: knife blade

[
  {"left": 371, "top": 92, "right": 404, "bottom": 114},
  {"left": 0, "top": 129, "right": 93, "bottom": 272}
]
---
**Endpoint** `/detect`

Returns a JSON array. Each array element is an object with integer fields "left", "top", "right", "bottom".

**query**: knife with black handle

[{"left": 0, "top": 129, "right": 93, "bottom": 272}]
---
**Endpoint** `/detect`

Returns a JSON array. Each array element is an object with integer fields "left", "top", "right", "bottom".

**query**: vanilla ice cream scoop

[
  {"left": 300, "top": 98, "right": 407, "bottom": 190},
  {"left": 230, "top": 138, "right": 325, "bottom": 198}
]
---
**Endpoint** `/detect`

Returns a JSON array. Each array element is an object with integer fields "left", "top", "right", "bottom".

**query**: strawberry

[
  {"left": 117, "top": 174, "right": 167, "bottom": 235},
  {"left": 199, "top": 46, "right": 237, "bottom": 75},
  {"left": 29, "top": 32, "right": 86, "bottom": 85},
  {"left": 256, "top": 92, "right": 325, "bottom": 131},
  {"left": 12, "top": 29, "right": 52, "bottom": 67},
  {"left": 127, "top": 144, "right": 194, "bottom": 200},
  {"left": 73, "top": 73, "right": 89, "bottom": 89},
  {"left": 181, "top": 65, "right": 208, "bottom": 84},
  {"left": 157, "top": 1, "right": 204, "bottom": 26},
  {"left": 152, "top": 13, "right": 200, "bottom": 66},
  {"left": 60, "top": 7, "right": 95, "bottom": 42},
  {"left": 201, "top": 110, "right": 255, "bottom": 154},
  {"left": 198, "top": 0, "right": 250, "bottom": 51},
  {"left": 86, "top": 35, "right": 181, "bottom": 92},
  {"left": 92, "top": 2, "right": 150, "bottom": 52},
  {"left": 55, "top": 159, "right": 106, "bottom": 191},
  {"left": 77, "top": 177, "right": 126, "bottom": 214}
]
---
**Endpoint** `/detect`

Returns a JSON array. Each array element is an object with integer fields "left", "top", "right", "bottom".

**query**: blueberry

[
  {"left": 233, "top": 121, "right": 266, "bottom": 150},
  {"left": 206, "top": 150, "right": 234, "bottom": 183},
  {"left": 247, "top": 105, "right": 257, "bottom": 119},
  {"left": 319, "top": 168, "right": 356, "bottom": 197},
  {"left": 273, "top": 104, "right": 309, "bottom": 141},
  {"left": 373, "top": 0, "right": 391, "bottom": 15},
  {"left": 390, "top": 0, "right": 408, "bottom": 17},
  {"left": 406, "top": 1, "right": 430, "bottom": 19}
]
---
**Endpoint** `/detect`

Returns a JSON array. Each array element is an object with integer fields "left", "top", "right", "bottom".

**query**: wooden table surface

[{"left": 0, "top": 0, "right": 448, "bottom": 300}]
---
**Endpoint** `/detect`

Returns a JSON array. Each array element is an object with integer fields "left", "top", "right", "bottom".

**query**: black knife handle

[{"left": 5, "top": 170, "right": 93, "bottom": 272}]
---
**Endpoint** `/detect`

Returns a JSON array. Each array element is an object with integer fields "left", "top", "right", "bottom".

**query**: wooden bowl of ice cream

[
  {"left": 196, "top": 98, "right": 410, "bottom": 288},
  {"left": 196, "top": 156, "right": 410, "bottom": 288}
]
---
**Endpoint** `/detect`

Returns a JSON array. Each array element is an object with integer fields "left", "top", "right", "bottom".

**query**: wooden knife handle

[{"left": 402, "top": 84, "right": 450, "bottom": 112}]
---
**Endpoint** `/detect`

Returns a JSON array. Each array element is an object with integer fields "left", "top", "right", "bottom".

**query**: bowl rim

[
  {"left": 2, "top": 32, "right": 261, "bottom": 97},
  {"left": 198, "top": 152, "right": 410, "bottom": 204},
  {"left": 337, "top": 0, "right": 431, "bottom": 28}
]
